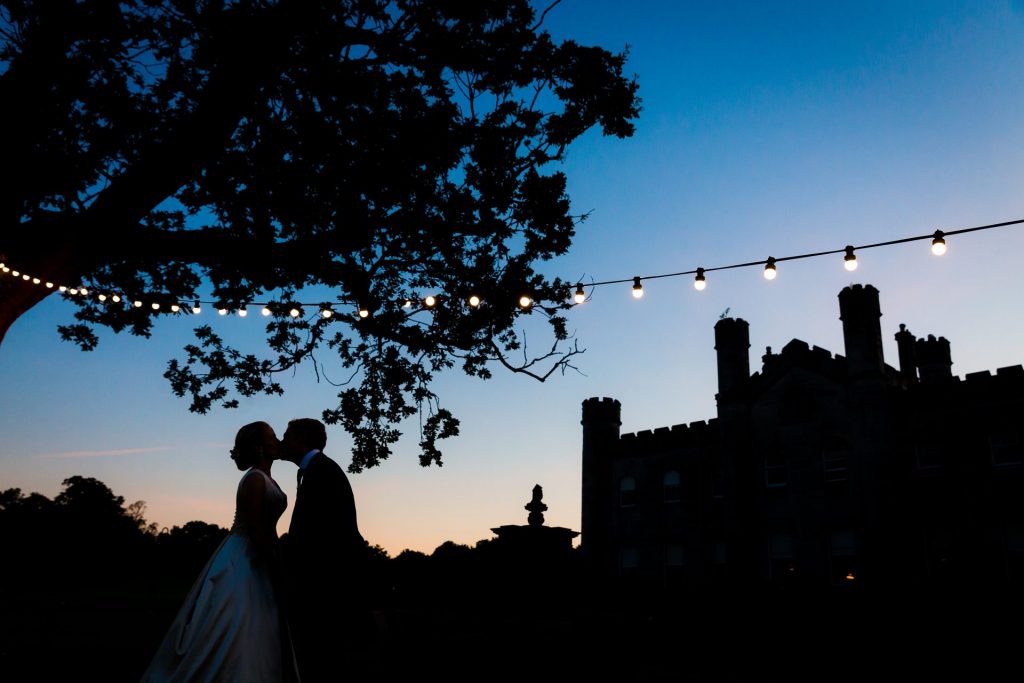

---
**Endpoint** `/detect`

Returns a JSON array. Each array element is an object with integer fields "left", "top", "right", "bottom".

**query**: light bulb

[
  {"left": 357, "top": 307, "right": 370, "bottom": 319},
  {"left": 238, "top": 307, "right": 248, "bottom": 317},
  {"left": 69, "top": 288, "right": 79, "bottom": 295},
  {"left": 764, "top": 257, "right": 777, "bottom": 280},
  {"left": 151, "top": 302, "right": 160, "bottom": 310},
  {"left": 191, "top": 301, "right": 201, "bottom": 314},
  {"left": 468, "top": 295, "right": 481, "bottom": 308},
  {"left": 133, "top": 300, "right": 142, "bottom": 308},
  {"left": 632, "top": 276, "right": 644, "bottom": 299},
  {"left": 111, "top": 295, "right": 120, "bottom": 303},
  {"left": 403, "top": 299, "right": 413, "bottom": 309},
  {"left": 424, "top": 295, "right": 436, "bottom": 308},
  {"left": 98, "top": 294, "right": 107, "bottom": 302},
  {"left": 32, "top": 277, "right": 40, "bottom": 284},
  {"left": 518, "top": 295, "right": 532, "bottom": 308},
  {"left": 59, "top": 285, "right": 67, "bottom": 292},
  {"left": 11, "top": 271, "right": 19, "bottom": 277},
  {"left": 170, "top": 304, "right": 180, "bottom": 313},
  {"left": 289, "top": 308, "right": 301, "bottom": 318},
  {"left": 574, "top": 284, "right": 586, "bottom": 304},
  {"left": 262, "top": 307, "right": 272, "bottom": 317},
  {"left": 22, "top": 274, "right": 30, "bottom": 281},
  {"left": 844, "top": 246, "right": 858, "bottom": 272},
  {"left": 321, "top": 308, "right": 333, "bottom": 318},
  {"left": 694, "top": 268, "right": 706, "bottom": 291},
  {"left": 45, "top": 282, "right": 53, "bottom": 288},
  {"left": 931, "top": 230, "right": 947, "bottom": 256},
  {"left": 79, "top": 288, "right": 88, "bottom": 295},
  {"left": 218, "top": 308, "right": 228, "bottom": 316}
]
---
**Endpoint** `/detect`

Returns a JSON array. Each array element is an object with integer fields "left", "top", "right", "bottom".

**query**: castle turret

[
  {"left": 581, "top": 397, "right": 621, "bottom": 575},
  {"left": 915, "top": 334, "right": 952, "bottom": 383},
  {"left": 838, "top": 284, "right": 885, "bottom": 379},
  {"left": 715, "top": 318, "right": 750, "bottom": 401},
  {"left": 895, "top": 323, "right": 917, "bottom": 383}
]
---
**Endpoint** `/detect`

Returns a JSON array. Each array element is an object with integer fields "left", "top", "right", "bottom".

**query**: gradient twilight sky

[{"left": 3, "top": 1, "right": 1024, "bottom": 556}]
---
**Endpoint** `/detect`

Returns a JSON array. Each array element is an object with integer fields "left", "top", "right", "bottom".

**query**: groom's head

[{"left": 282, "top": 418, "right": 327, "bottom": 463}]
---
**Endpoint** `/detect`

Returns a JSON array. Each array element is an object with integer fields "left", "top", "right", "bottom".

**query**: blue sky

[{"left": 2, "top": 1, "right": 1024, "bottom": 555}]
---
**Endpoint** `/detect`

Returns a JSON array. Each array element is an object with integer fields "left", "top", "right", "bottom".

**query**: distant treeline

[{"left": 0, "top": 476, "right": 579, "bottom": 608}]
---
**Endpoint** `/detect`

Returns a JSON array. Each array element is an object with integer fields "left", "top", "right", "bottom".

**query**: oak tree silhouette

[{"left": 0, "top": 1, "right": 640, "bottom": 470}]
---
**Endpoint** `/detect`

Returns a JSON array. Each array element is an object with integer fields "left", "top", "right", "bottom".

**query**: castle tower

[
  {"left": 715, "top": 318, "right": 750, "bottom": 402},
  {"left": 915, "top": 334, "right": 953, "bottom": 383},
  {"left": 581, "top": 397, "right": 621, "bottom": 575},
  {"left": 838, "top": 284, "right": 885, "bottom": 379}
]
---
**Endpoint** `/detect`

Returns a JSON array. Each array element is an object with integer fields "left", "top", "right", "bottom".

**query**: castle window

[
  {"left": 915, "top": 444, "right": 944, "bottom": 471},
  {"left": 823, "top": 449, "right": 849, "bottom": 483},
  {"left": 620, "top": 546, "right": 638, "bottom": 574},
  {"left": 619, "top": 476, "right": 637, "bottom": 507},
  {"left": 765, "top": 452, "right": 787, "bottom": 487},
  {"left": 663, "top": 470, "right": 681, "bottom": 502},
  {"left": 665, "top": 544, "right": 684, "bottom": 567},
  {"left": 769, "top": 534, "right": 795, "bottom": 580},
  {"left": 990, "top": 425, "right": 1023, "bottom": 468}
]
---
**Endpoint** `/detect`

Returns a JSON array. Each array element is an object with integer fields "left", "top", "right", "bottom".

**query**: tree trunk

[{"left": 0, "top": 276, "right": 54, "bottom": 347}]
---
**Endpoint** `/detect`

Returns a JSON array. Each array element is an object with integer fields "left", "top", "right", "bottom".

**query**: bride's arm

[{"left": 237, "top": 473, "right": 277, "bottom": 562}]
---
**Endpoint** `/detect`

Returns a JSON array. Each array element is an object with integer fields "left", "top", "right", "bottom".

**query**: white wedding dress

[{"left": 141, "top": 469, "right": 298, "bottom": 682}]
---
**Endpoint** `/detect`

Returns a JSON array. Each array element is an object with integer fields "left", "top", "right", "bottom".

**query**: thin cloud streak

[{"left": 38, "top": 446, "right": 174, "bottom": 459}]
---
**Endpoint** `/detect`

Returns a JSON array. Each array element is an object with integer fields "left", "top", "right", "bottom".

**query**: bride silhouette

[{"left": 140, "top": 421, "right": 299, "bottom": 682}]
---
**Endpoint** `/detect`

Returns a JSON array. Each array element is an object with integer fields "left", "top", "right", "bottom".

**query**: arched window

[
  {"left": 663, "top": 470, "right": 681, "bottom": 502},
  {"left": 619, "top": 476, "right": 637, "bottom": 507}
]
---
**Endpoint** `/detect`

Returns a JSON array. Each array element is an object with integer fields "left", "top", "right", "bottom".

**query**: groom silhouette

[{"left": 280, "top": 418, "right": 371, "bottom": 682}]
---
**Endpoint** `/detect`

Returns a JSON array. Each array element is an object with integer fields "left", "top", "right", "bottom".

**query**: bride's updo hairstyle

[{"left": 232, "top": 421, "right": 273, "bottom": 469}]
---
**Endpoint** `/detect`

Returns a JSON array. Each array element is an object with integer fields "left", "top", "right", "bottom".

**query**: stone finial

[{"left": 525, "top": 484, "right": 548, "bottom": 527}]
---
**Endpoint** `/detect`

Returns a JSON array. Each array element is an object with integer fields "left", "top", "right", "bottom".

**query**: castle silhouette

[{"left": 581, "top": 284, "right": 1024, "bottom": 593}]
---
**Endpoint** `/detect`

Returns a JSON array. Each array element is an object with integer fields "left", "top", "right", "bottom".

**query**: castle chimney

[
  {"left": 715, "top": 318, "right": 750, "bottom": 399},
  {"left": 838, "top": 284, "right": 885, "bottom": 378},
  {"left": 895, "top": 323, "right": 917, "bottom": 382},
  {"left": 915, "top": 335, "right": 952, "bottom": 383},
  {"left": 581, "top": 397, "right": 621, "bottom": 575}
]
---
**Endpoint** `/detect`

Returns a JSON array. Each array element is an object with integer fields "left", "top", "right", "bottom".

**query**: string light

[
  {"left": 218, "top": 308, "right": 228, "bottom": 316},
  {"left": 238, "top": 307, "right": 248, "bottom": 317},
  {"left": 574, "top": 284, "right": 586, "bottom": 304},
  {"left": 357, "top": 305, "right": 370, "bottom": 319},
  {"left": 694, "top": 268, "right": 706, "bottom": 291},
  {"left": 320, "top": 308, "right": 333, "bottom": 318},
  {"left": 1, "top": 217, "right": 1021, "bottom": 321},
  {"left": 843, "top": 246, "right": 858, "bottom": 272}
]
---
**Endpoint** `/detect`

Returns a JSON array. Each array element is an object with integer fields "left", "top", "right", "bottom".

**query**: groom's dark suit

[{"left": 286, "top": 450, "right": 369, "bottom": 682}]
